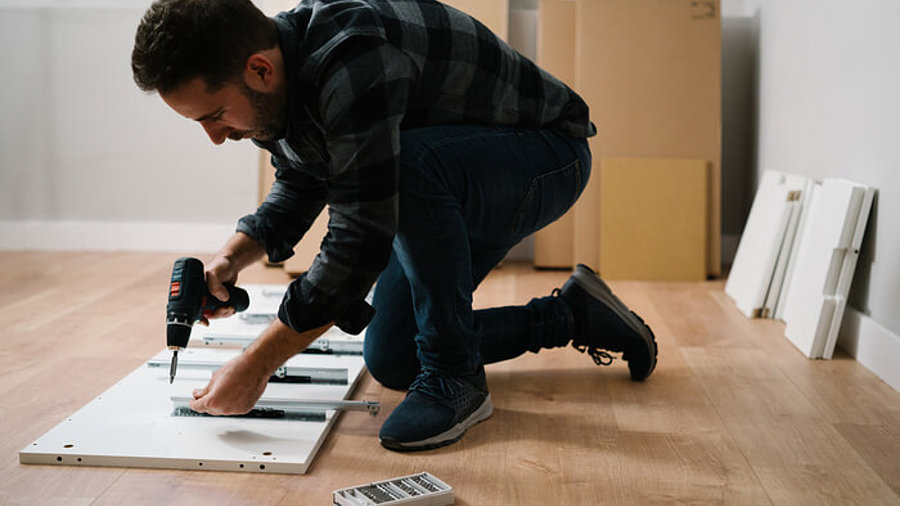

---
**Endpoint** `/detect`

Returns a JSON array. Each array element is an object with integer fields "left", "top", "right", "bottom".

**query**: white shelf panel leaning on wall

[
  {"left": 725, "top": 170, "right": 810, "bottom": 318},
  {"left": 726, "top": 173, "right": 874, "bottom": 360},
  {"left": 780, "top": 179, "right": 875, "bottom": 359}
]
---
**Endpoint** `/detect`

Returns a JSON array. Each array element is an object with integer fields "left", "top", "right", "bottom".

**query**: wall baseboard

[
  {"left": 0, "top": 220, "right": 234, "bottom": 253},
  {"left": 839, "top": 308, "right": 900, "bottom": 392}
]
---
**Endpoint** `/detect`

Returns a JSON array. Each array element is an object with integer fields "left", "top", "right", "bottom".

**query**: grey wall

[{"left": 0, "top": 2, "right": 258, "bottom": 230}]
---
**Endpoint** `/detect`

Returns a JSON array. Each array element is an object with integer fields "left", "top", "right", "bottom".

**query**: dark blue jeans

[{"left": 364, "top": 125, "right": 591, "bottom": 390}]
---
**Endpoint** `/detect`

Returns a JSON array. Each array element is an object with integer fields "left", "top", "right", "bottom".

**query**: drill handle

[{"left": 205, "top": 283, "right": 250, "bottom": 313}]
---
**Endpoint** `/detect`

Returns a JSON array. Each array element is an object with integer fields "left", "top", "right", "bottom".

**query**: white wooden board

[
  {"left": 772, "top": 177, "right": 818, "bottom": 320},
  {"left": 19, "top": 351, "right": 369, "bottom": 474},
  {"left": 762, "top": 174, "right": 812, "bottom": 317},
  {"left": 782, "top": 179, "right": 874, "bottom": 358},
  {"left": 147, "top": 348, "right": 362, "bottom": 384},
  {"left": 725, "top": 170, "right": 808, "bottom": 317},
  {"left": 20, "top": 282, "right": 373, "bottom": 474}
]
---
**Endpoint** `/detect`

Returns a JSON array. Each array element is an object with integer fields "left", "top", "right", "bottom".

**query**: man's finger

[
  {"left": 189, "top": 395, "right": 209, "bottom": 413},
  {"left": 205, "top": 272, "right": 231, "bottom": 302},
  {"left": 210, "top": 307, "right": 234, "bottom": 319}
]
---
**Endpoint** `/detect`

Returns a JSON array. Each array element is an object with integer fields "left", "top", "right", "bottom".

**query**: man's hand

[
  {"left": 189, "top": 350, "right": 269, "bottom": 415},
  {"left": 200, "top": 232, "right": 266, "bottom": 326},
  {"left": 189, "top": 318, "right": 332, "bottom": 415},
  {"left": 201, "top": 255, "right": 239, "bottom": 325}
]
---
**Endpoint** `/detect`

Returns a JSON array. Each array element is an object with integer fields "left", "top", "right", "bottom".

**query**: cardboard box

[
  {"left": 534, "top": 0, "right": 578, "bottom": 269},
  {"left": 574, "top": 0, "right": 722, "bottom": 276},
  {"left": 599, "top": 157, "right": 709, "bottom": 280}
]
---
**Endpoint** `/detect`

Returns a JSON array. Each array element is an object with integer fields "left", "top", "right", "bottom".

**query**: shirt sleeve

[
  {"left": 236, "top": 155, "right": 328, "bottom": 264},
  {"left": 277, "top": 36, "right": 416, "bottom": 335}
]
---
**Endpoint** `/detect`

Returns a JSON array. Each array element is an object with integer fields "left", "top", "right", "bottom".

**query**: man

[{"left": 132, "top": 0, "right": 658, "bottom": 451}]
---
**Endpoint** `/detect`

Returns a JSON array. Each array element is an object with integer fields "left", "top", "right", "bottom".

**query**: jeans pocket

[{"left": 512, "top": 159, "right": 582, "bottom": 236}]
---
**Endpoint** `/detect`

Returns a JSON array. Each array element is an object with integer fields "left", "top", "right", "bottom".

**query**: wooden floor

[{"left": 0, "top": 251, "right": 898, "bottom": 505}]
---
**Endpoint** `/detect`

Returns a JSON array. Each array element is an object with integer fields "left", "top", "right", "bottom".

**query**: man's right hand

[{"left": 200, "top": 232, "right": 266, "bottom": 325}]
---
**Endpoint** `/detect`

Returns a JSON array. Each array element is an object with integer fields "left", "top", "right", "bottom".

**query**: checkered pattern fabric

[{"left": 237, "top": 0, "right": 595, "bottom": 334}]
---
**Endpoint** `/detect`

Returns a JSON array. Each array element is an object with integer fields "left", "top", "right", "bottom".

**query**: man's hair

[{"left": 132, "top": 0, "right": 277, "bottom": 94}]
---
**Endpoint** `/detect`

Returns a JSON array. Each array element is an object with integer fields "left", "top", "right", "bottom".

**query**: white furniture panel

[
  {"left": 20, "top": 284, "right": 373, "bottom": 474},
  {"left": 725, "top": 170, "right": 808, "bottom": 317},
  {"left": 782, "top": 179, "right": 874, "bottom": 358},
  {"left": 20, "top": 350, "right": 369, "bottom": 474}
]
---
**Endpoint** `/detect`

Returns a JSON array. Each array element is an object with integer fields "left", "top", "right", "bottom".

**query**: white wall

[
  {"left": 731, "top": 0, "right": 900, "bottom": 389},
  {"left": 0, "top": 1, "right": 258, "bottom": 251}
]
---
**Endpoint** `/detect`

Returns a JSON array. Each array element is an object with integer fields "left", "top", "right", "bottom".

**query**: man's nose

[{"left": 201, "top": 122, "right": 228, "bottom": 145}]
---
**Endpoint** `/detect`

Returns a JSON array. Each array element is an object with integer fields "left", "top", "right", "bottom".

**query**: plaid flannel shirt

[{"left": 237, "top": 0, "right": 596, "bottom": 334}]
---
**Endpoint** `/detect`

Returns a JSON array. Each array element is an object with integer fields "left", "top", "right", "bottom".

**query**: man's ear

[{"left": 244, "top": 53, "right": 276, "bottom": 92}]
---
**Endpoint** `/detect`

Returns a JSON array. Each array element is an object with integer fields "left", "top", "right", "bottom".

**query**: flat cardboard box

[{"left": 600, "top": 157, "right": 709, "bottom": 280}]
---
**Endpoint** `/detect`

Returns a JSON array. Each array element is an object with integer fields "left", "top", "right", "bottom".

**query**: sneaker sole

[
  {"left": 379, "top": 395, "right": 494, "bottom": 452},
  {"left": 571, "top": 265, "right": 658, "bottom": 380}
]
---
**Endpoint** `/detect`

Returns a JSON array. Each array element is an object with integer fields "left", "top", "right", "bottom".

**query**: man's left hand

[
  {"left": 188, "top": 318, "right": 332, "bottom": 415},
  {"left": 189, "top": 351, "right": 269, "bottom": 415}
]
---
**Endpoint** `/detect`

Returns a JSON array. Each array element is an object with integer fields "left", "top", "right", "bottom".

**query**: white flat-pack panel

[
  {"left": 773, "top": 177, "right": 818, "bottom": 321},
  {"left": 199, "top": 325, "right": 365, "bottom": 355},
  {"left": 763, "top": 174, "right": 812, "bottom": 317},
  {"left": 726, "top": 170, "right": 807, "bottom": 317},
  {"left": 148, "top": 348, "right": 361, "bottom": 384},
  {"left": 782, "top": 179, "right": 874, "bottom": 358},
  {"left": 820, "top": 186, "right": 875, "bottom": 359},
  {"left": 20, "top": 351, "right": 370, "bottom": 474}
]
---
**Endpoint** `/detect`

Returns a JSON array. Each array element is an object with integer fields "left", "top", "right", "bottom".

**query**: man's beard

[{"left": 238, "top": 82, "right": 286, "bottom": 141}]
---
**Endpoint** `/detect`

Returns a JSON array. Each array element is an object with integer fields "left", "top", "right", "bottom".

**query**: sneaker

[
  {"left": 558, "top": 264, "right": 658, "bottom": 381},
  {"left": 379, "top": 368, "right": 493, "bottom": 451}
]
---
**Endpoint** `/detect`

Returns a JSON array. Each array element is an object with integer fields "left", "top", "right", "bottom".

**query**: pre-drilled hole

[
  {"left": 259, "top": 464, "right": 266, "bottom": 470},
  {"left": 63, "top": 444, "right": 74, "bottom": 449},
  {"left": 262, "top": 451, "right": 272, "bottom": 456},
  {"left": 56, "top": 456, "right": 62, "bottom": 462}
]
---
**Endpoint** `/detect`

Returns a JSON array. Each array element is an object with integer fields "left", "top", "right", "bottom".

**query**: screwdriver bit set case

[{"left": 333, "top": 472, "right": 454, "bottom": 506}]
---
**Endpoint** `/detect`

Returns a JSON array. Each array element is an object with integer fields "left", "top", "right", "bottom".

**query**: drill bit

[{"left": 169, "top": 350, "right": 179, "bottom": 384}]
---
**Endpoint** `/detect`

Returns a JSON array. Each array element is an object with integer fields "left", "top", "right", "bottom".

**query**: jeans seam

[{"left": 511, "top": 158, "right": 580, "bottom": 235}]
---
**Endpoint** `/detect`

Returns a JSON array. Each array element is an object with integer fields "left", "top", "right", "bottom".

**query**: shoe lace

[
  {"left": 573, "top": 344, "right": 615, "bottom": 366},
  {"left": 410, "top": 370, "right": 468, "bottom": 400}
]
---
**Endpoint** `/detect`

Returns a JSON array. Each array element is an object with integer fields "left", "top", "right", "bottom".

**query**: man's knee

[{"left": 363, "top": 326, "right": 419, "bottom": 391}]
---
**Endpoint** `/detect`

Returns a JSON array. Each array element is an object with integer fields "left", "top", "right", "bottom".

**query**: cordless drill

[{"left": 166, "top": 257, "right": 250, "bottom": 383}]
